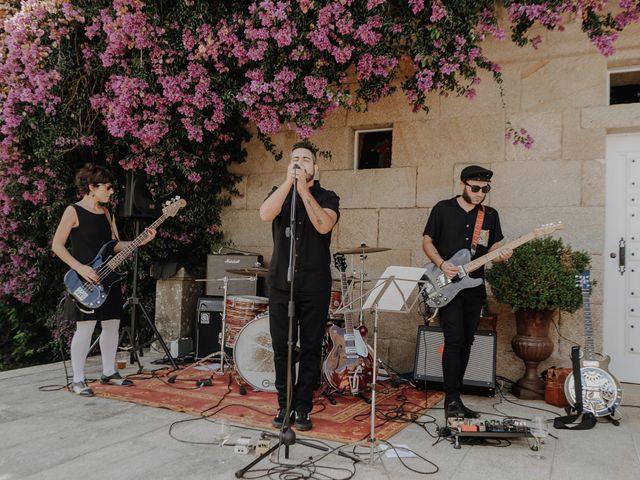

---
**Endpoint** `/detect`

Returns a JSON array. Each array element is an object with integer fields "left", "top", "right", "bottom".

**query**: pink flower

[
  {"left": 430, "top": 0, "right": 447, "bottom": 22},
  {"left": 187, "top": 172, "right": 202, "bottom": 183},
  {"left": 304, "top": 75, "right": 328, "bottom": 99},
  {"left": 408, "top": 0, "right": 424, "bottom": 15}
]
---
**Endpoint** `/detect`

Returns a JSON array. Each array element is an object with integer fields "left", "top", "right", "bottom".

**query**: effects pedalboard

[{"left": 447, "top": 418, "right": 532, "bottom": 449}]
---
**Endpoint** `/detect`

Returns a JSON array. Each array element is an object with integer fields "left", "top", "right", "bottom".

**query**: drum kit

[{"left": 173, "top": 244, "right": 390, "bottom": 394}]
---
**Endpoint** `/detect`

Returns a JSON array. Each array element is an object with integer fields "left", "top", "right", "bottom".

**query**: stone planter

[{"left": 511, "top": 309, "right": 555, "bottom": 400}]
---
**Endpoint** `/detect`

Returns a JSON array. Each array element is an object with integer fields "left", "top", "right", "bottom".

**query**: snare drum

[
  {"left": 233, "top": 312, "right": 276, "bottom": 392},
  {"left": 224, "top": 295, "right": 268, "bottom": 347}
]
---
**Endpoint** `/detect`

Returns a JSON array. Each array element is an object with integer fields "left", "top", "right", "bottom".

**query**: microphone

[{"left": 292, "top": 164, "right": 300, "bottom": 169}]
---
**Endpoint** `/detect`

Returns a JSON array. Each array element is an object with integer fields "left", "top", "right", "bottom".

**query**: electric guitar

[
  {"left": 323, "top": 253, "right": 375, "bottom": 394},
  {"left": 564, "top": 271, "right": 623, "bottom": 416},
  {"left": 421, "top": 222, "right": 563, "bottom": 308},
  {"left": 64, "top": 197, "right": 186, "bottom": 311}
]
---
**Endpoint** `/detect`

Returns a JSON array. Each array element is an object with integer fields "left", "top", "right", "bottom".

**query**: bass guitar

[
  {"left": 564, "top": 271, "right": 623, "bottom": 416},
  {"left": 421, "top": 222, "right": 563, "bottom": 308},
  {"left": 323, "top": 253, "right": 375, "bottom": 394},
  {"left": 64, "top": 197, "right": 186, "bottom": 311}
]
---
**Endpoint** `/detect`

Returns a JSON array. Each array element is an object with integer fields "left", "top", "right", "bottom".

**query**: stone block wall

[{"left": 220, "top": 19, "right": 640, "bottom": 380}]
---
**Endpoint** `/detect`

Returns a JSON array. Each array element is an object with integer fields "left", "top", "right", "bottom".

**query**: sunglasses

[{"left": 464, "top": 182, "right": 491, "bottom": 193}]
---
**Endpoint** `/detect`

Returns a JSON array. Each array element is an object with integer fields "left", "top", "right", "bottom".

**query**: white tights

[{"left": 70, "top": 319, "right": 120, "bottom": 383}]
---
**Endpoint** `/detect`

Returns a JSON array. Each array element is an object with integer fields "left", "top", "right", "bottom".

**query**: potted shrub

[{"left": 485, "top": 237, "right": 591, "bottom": 399}]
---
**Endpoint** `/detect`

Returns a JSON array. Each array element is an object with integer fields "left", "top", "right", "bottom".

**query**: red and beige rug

[{"left": 92, "top": 369, "right": 443, "bottom": 443}]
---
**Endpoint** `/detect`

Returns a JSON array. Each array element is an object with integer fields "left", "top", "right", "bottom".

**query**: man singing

[
  {"left": 422, "top": 165, "right": 511, "bottom": 419},
  {"left": 259, "top": 140, "right": 340, "bottom": 431}
]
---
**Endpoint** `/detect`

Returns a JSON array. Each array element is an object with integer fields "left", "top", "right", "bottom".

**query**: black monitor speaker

[
  {"left": 195, "top": 296, "right": 233, "bottom": 360},
  {"left": 119, "top": 170, "right": 161, "bottom": 219}
]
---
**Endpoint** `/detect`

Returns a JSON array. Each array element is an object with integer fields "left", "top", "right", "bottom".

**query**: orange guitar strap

[{"left": 470, "top": 205, "right": 485, "bottom": 256}]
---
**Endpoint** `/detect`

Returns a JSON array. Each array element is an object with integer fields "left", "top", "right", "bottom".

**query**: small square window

[
  {"left": 609, "top": 68, "right": 640, "bottom": 105},
  {"left": 354, "top": 128, "right": 392, "bottom": 169}
]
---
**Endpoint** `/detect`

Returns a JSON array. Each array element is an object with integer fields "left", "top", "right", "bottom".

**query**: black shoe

[
  {"left": 294, "top": 411, "right": 312, "bottom": 431},
  {"left": 100, "top": 372, "right": 133, "bottom": 386},
  {"left": 459, "top": 401, "right": 481, "bottom": 419},
  {"left": 271, "top": 408, "right": 294, "bottom": 429},
  {"left": 444, "top": 400, "right": 465, "bottom": 419}
]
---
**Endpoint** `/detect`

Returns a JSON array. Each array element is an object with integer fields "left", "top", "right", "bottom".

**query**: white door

[{"left": 604, "top": 134, "right": 640, "bottom": 384}]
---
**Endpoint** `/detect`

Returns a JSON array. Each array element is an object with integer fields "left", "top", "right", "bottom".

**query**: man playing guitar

[{"left": 422, "top": 165, "right": 511, "bottom": 419}]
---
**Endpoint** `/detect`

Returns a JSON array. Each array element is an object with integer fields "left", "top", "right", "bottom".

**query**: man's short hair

[{"left": 291, "top": 140, "right": 317, "bottom": 162}]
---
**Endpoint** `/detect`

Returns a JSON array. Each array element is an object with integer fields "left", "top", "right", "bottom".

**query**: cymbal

[
  {"left": 336, "top": 245, "right": 391, "bottom": 255},
  {"left": 226, "top": 267, "right": 268, "bottom": 277}
]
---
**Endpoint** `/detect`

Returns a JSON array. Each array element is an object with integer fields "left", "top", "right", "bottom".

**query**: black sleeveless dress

[{"left": 63, "top": 204, "right": 123, "bottom": 321}]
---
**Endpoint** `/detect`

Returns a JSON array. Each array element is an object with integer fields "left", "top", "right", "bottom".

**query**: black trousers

[
  {"left": 269, "top": 286, "right": 330, "bottom": 414},
  {"left": 439, "top": 284, "right": 486, "bottom": 403}
]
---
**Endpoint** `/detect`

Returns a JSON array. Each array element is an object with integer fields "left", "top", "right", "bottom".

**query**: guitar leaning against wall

[{"left": 564, "top": 271, "right": 623, "bottom": 418}]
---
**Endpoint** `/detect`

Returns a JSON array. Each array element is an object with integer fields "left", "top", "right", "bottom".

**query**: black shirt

[
  {"left": 268, "top": 181, "right": 340, "bottom": 292},
  {"left": 70, "top": 204, "right": 113, "bottom": 263},
  {"left": 423, "top": 197, "right": 503, "bottom": 279}
]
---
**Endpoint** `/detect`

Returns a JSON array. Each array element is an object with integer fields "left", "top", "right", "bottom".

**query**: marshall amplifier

[
  {"left": 195, "top": 296, "right": 232, "bottom": 360},
  {"left": 413, "top": 325, "right": 496, "bottom": 396},
  {"left": 205, "top": 254, "right": 264, "bottom": 297}
]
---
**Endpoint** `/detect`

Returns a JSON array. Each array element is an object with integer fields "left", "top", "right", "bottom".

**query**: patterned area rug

[{"left": 92, "top": 369, "right": 443, "bottom": 443}]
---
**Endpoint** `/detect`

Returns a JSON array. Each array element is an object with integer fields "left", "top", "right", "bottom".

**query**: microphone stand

[{"left": 236, "top": 167, "right": 353, "bottom": 478}]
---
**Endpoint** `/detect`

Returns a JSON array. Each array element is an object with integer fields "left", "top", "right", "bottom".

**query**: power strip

[
  {"left": 255, "top": 439, "right": 271, "bottom": 456},
  {"left": 234, "top": 436, "right": 254, "bottom": 455}
]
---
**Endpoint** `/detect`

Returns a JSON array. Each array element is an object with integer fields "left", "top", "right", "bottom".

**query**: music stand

[{"left": 334, "top": 265, "right": 427, "bottom": 464}]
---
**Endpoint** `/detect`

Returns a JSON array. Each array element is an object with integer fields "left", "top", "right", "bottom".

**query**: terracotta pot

[{"left": 511, "top": 309, "right": 555, "bottom": 400}]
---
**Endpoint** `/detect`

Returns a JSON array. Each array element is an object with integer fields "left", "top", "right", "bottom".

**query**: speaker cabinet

[
  {"left": 195, "top": 296, "right": 232, "bottom": 360},
  {"left": 413, "top": 325, "right": 496, "bottom": 396},
  {"left": 205, "top": 254, "right": 264, "bottom": 297},
  {"left": 119, "top": 170, "right": 161, "bottom": 219}
]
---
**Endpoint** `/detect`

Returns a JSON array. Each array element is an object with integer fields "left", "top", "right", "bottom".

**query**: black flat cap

[{"left": 460, "top": 165, "right": 493, "bottom": 181}]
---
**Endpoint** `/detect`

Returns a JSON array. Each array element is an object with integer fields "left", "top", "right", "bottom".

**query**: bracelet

[{"left": 439, "top": 260, "right": 445, "bottom": 269}]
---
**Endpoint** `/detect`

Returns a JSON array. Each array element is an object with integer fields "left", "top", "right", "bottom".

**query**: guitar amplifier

[
  {"left": 205, "top": 254, "right": 264, "bottom": 296},
  {"left": 195, "top": 296, "right": 232, "bottom": 360},
  {"left": 413, "top": 325, "right": 496, "bottom": 396}
]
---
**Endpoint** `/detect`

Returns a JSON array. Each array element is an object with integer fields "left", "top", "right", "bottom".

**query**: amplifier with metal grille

[
  {"left": 205, "top": 254, "right": 264, "bottom": 296},
  {"left": 413, "top": 325, "right": 496, "bottom": 396},
  {"left": 195, "top": 296, "right": 232, "bottom": 360}
]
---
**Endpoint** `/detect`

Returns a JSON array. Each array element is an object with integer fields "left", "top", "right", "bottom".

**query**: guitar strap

[
  {"left": 103, "top": 207, "right": 120, "bottom": 241},
  {"left": 470, "top": 205, "right": 485, "bottom": 256},
  {"left": 553, "top": 346, "right": 597, "bottom": 430}
]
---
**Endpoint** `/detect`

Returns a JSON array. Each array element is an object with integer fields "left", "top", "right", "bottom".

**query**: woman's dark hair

[{"left": 74, "top": 163, "right": 114, "bottom": 195}]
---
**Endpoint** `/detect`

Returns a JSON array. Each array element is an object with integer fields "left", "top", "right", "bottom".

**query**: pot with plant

[{"left": 486, "top": 236, "right": 591, "bottom": 400}]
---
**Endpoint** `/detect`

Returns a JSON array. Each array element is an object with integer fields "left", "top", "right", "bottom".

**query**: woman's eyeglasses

[{"left": 464, "top": 182, "right": 491, "bottom": 194}]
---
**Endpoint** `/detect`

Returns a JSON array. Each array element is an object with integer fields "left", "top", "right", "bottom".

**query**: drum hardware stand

[
  {"left": 349, "top": 249, "right": 369, "bottom": 328},
  {"left": 167, "top": 276, "right": 255, "bottom": 384}
]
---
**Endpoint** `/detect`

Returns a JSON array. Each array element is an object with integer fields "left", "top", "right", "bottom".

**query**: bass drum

[{"left": 234, "top": 312, "right": 276, "bottom": 393}]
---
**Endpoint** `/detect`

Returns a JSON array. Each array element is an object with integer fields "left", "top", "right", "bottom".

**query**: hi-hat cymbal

[
  {"left": 336, "top": 244, "right": 391, "bottom": 255},
  {"left": 226, "top": 267, "right": 268, "bottom": 277}
]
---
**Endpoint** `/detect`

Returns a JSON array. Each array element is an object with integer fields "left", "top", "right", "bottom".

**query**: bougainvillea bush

[{"left": 1, "top": 0, "right": 638, "bottom": 368}]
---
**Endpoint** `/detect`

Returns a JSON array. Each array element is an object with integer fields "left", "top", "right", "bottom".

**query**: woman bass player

[{"left": 52, "top": 163, "right": 156, "bottom": 396}]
